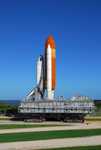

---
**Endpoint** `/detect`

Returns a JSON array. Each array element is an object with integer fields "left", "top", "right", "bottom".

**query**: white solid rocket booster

[{"left": 47, "top": 44, "right": 52, "bottom": 99}]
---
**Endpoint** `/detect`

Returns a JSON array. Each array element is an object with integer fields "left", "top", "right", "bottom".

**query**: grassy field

[
  {"left": 0, "top": 128, "right": 101, "bottom": 143},
  {"left": 40, "top": 145, "right": 101, "bottom": 150},
  {"left": 0, "top": 124, "right": 66, "bottom": 129},
  {"left": 85, "top": 116, "right": 101, "bottom": 121},
  {"left": 0, "top": 116, "right": 12, "bottom": 120}
]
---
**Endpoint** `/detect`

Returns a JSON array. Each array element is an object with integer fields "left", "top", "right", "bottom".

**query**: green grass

[
  {"left": 85, "top": 116, "right": 101, "bottom": 121},
  {"left": 0, "top": 116, "right": 12, "bottom": 120},
  {"left": 0, "top": 124, "right": 66, "bottom": 129},
  {"left": 39, "top": 145, "right": 101, "bottom": 150},
  {"left": 0, "top": 129, "right": 101, "bottom": 143}
]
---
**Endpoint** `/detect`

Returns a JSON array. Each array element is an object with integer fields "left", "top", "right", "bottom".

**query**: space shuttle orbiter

[{"left": 24, "top": 35, "right": 56, "bottom": 101}]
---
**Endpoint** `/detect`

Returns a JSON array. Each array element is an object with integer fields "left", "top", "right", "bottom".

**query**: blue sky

[{"left": 0, "top": 0, "right": 101, "bottom": 100}]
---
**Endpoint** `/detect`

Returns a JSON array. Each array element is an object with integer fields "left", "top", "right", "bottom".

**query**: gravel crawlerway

[
  {"left": 0, "top": 121, "right": 101, "bottom": 134},
  {"left": 0, "top": 135, "right": 101, "bottom": 150}
]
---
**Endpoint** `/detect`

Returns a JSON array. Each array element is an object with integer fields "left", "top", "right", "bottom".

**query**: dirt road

[
  {"left": 0, "top": 122, "right": 101, "bottom": 134},
  {"left": 0, "top": 135, "right": 101, "bottom": 150}
]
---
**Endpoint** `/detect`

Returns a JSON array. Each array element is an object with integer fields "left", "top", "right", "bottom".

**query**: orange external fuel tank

[{"left": 45, "top": 35, "right": 56, "bottom": 99}]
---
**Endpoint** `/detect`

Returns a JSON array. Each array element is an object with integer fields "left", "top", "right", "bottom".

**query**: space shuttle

[{"left": 24, "top": 35, "right": 56, "bottom": 101}]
